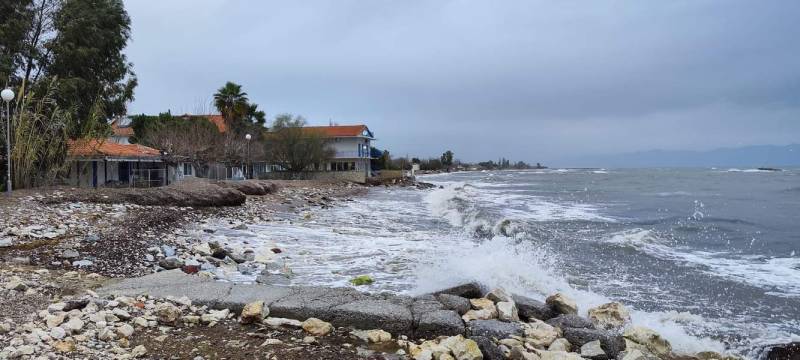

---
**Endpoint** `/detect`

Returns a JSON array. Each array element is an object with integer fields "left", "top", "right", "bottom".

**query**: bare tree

[{"left": 265, "top": 114, "right": 333, "bottom": 173}]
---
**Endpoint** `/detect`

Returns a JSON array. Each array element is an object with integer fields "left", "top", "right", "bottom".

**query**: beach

[{"left": 0, "top": 171, "right": 797, "bottom": 359}]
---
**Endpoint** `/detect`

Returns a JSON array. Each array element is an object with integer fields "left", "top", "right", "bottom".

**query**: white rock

[
  {"left": 117, "top": 324, "right": 135, "bottom": 338},
  {"left": 498, "top": 301, "right": 520, "bottom": 321},
  {"left": 366, "top": 329, "right": 392, "bottom": 343},
  {"left": 523, "top": 320, "right": 559, "bottom": 348},
  {"left": 440, "top": 335, "right": 483, "bottom": 360},
  {"left": 46, "top": 314, "right": 66, "bottom": 328},
  {"left": 131, "top": 345, "right": 147, "bottom": 357},
  {"left": 301, "top": 318, "right": 332, "bottom": 336},
  {"left": 548, "top": 338, "right": 571, "bottom": 352},
  {"left": 261, "top": 339, "right": 284, "bottom": 346},
  {"left": 63, "top": 318, "right": 84, "bottom": 333},
  {"left": 263, "top": 317, "right": 303, "bottom": 328},
  {"left": 580, "top": 340, "right": 606, "bottom": 359},
  {"left": 587, "top": 302, "right": 631, "bottom": 330},
  {"left": 545, "top": 293, "right": 578, "bottom": 315},
  {"left": 49, "top": 327, "right": 67, "bottom": 340},
  {"left": 487, "top": 288, "right": 514, "bottom": 303},
  {"left": 623, "top": 327, "right": 672, "bottom": 357}
]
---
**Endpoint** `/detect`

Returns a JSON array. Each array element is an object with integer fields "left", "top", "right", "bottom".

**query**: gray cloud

[{"left": 123, "top": 0, "right": 800, "bottom": 164}]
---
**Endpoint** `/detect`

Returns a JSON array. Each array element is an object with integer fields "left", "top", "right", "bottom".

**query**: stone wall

[{"left": 258, "top": 170, "right": 367, "bottom": 183}]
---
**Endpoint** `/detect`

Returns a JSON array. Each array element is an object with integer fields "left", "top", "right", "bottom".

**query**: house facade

[
  {"left": 305, "top": 125, "right": 374, "bottom": 181},
  {"left": 66, "top": 139, "right": 168, "bottom": 188}
]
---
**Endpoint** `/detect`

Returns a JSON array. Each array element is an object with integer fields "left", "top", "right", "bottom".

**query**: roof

[
  {"left": 67, "top": 139, "right": 162, "bottom": 159},
  {"left": 110, "top": 118, "right": 134, "bottom": 137},
  {"left": 302, "top": 125, "right": 373, "bottom": 138},
  {"left": 202, "top": 115, "right": 228, "bottom": 133}
]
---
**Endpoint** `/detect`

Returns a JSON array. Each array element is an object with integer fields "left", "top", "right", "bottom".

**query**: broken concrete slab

[
  {"left": 215, "top": 284, "right": 294, "bottom": 313},
  {"left": 98, "top": 270, "right": 464, "bottom": 338},
  {"left": 331, "top": 299, "right": 414, "bottom": 335}
]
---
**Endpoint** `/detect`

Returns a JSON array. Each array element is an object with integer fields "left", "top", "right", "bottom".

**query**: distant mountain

[{"left": 564, "top": 144, "right": 800, "bottom": 168}]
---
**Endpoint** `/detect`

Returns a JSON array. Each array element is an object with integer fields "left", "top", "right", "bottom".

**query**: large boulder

[
  {"left": 562, "top": 328, "right": 625, "bottom": 359},
  {"left": 623, "top": 327, "right": 671, "bottom": 357},
  {"left": 468, "top": 319, "right": 524, "bottom": 339},
  {"left": 523, "top": 320, "right": 559, "bottom": 348},
  {"left": 432, "top": 283, "right": 484, "bottom": 299},
  {"left": 438, "top": 294, "right": 472, "bottom": 315},
  {"left": 587, "top": 302, "right": 630, "bottom": 330},
  {"left": 763, "top": 343, "right": 800, "bottom": 360},
  {"left": 486, "top": 288, "right": 513, "bottom": 303},
  {"left": 545, "top": 293, "right": 578, "bottom": 315},
  {"left": 471, "top": 335, "right": 505, "bottom": 360},
  {"left": 440, "top": 335, "right": 483, "bottom": 360},
  {"left": 513, "top": 294, "right": 558, "bottom": 321},
  {"left": 416, "top": 310, "right": 466, "bottom": 338},
  {"left": 546, "top": 314, "right": 595, "bottom": 330},
  {"left": 497, "top": 301, "right": 520, "bottom": 322},
  {"left": 580, "top": 340, "right": 608, "bottom": 360}
]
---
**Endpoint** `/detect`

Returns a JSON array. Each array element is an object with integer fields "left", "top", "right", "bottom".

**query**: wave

[
  {"left": 726, "top": 168, "right": 776, "bottom": 173},
  {"left": 423, "top": 182, "right": 615, "bottom": 232},
  {"left": 410, "top": 236, "right": 726, "bottom": 355},
  {"left": 603, "top": 229, "right": 800, "bottom": 296}
]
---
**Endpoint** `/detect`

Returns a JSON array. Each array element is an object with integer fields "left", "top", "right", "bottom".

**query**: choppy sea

[{"left": 200, "top": 168, "right": 800, "bottom": 359}]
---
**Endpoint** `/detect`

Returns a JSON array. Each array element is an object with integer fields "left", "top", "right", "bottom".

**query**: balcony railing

[{"left": 334, "top": 151, "right": 370, "bottom": 159}]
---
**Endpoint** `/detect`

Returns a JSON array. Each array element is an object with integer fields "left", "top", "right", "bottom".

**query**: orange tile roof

[
  {"left": 67, "top": 139, "right": 162, "bottom": 159},
  {"left": 196, "top": 114, "right": 228, "bottom": 133},
  {"left": 302, "top": 125, "right": 370, "bottom": 137}
]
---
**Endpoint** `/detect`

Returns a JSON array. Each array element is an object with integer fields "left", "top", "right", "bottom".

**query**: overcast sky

[{"left": 123, "top": 1, "right": 800, "bottom": 164}]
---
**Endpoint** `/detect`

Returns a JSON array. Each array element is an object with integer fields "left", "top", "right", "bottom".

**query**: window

[
  {"left": 331, "top": 161, "right": 356, "bottom": 171},
  {"left": 182, "top": 163, "right": 193, "bottom": 176}
]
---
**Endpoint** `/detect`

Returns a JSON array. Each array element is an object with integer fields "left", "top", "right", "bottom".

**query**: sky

[{"left": 122, "top": 1, "right": 800, "bottom": 165}]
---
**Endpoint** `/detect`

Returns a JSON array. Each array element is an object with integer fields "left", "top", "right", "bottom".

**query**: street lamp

[
  {"left": 245, "top": 133, "right": 252, "bottom": 179},
  {"left": 1, "top": 88, "right": 14, "bottom": 196}
]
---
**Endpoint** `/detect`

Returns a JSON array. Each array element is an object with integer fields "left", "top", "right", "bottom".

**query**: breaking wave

[{"left": 603, "top": 229, "right": 800, "bottom": 296}]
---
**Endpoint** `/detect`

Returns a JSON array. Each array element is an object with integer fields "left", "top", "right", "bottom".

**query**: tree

[
  {"left": 0, "top": 0, "right": 33, "bottom": 83},
  {"left": 48, "top": 0, "right": 136, "bottom": 137},
  {"left": 245, "top": 103, "right": 266, "bottom": 126},
  {"left": 265, "top": 114, "right": 333, "bottom": 173},
  {"left": 213, "top": 81, "right": 249, "bottom": 123},
  {"left": 441, "top": 150, "right": 454, "bottom": 169}
]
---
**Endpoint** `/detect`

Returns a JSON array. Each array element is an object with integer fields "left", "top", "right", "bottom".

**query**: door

[{"left": 119, "top": 162, "right": 130, "bottom": 183}]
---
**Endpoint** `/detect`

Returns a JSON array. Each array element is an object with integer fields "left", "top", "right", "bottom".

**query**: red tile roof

[
  {"left": 302, "top": 125, "right": 371, "bottom": 137},
  {"left": 68, "top": 139, "right": 161, "bottom": 159}
]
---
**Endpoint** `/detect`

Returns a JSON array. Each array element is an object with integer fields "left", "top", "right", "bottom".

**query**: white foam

[
  {"left": 410, "top": 235, "right": 727, "bottom": 355},
  {"left": 604, "top": 229, "right": 800, "bottom": 296}
]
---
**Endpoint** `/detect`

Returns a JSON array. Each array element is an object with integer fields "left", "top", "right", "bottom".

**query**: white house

[{"left": 304, "top": 124, "right": 375, "bottom": 182}]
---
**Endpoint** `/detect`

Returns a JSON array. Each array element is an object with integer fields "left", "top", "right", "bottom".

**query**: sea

[{"left": 202, "top": 168, "right": 800, "bottom": 359}]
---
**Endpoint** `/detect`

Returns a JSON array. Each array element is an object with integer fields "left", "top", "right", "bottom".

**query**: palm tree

[{"left": 213, "top": 82, "right": 249, "bottom": 122}]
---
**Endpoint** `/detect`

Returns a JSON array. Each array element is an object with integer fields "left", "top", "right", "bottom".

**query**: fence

[{"left": 130, "top": 168, "right": 166, "bottom": 188}]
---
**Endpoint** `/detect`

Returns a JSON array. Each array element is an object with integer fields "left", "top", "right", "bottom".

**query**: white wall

[{"left": 329, "top": 137, "right": 371, "bottom": 159}]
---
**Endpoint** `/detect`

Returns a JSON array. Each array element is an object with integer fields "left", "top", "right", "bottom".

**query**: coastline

[{"left": 0, "top": 178, "right": 790, "bottom": 359}]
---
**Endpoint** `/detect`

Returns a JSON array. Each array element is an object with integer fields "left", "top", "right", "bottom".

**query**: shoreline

[{"left": 0, "top": 179, "right": 790, "bottom": 359}]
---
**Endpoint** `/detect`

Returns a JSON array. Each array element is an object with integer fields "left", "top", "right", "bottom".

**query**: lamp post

[
  {"left": 245, "top": 133, "right": 252, "bottom": 179},
  {"left": 1, "top": 88, "right": 14, "bottom": 196}
]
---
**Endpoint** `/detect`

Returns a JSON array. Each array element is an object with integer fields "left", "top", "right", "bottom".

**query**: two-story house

[{"left": 304, "top": 125, "right": 375, "bottom": 182}]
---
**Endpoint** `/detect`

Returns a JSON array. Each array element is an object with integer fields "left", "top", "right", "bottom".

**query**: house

[
  {"left": 66, "top": 139, "right": 168, "bottom": 188},
  {"left": 109, "top": 114, "right": 245, "bottom": 182},
  {"left": 306, "top": 125, "right": 375, "bottom": 179},
  {"left": 109, "top": 117, "right": 134, "bottom": 144}
]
